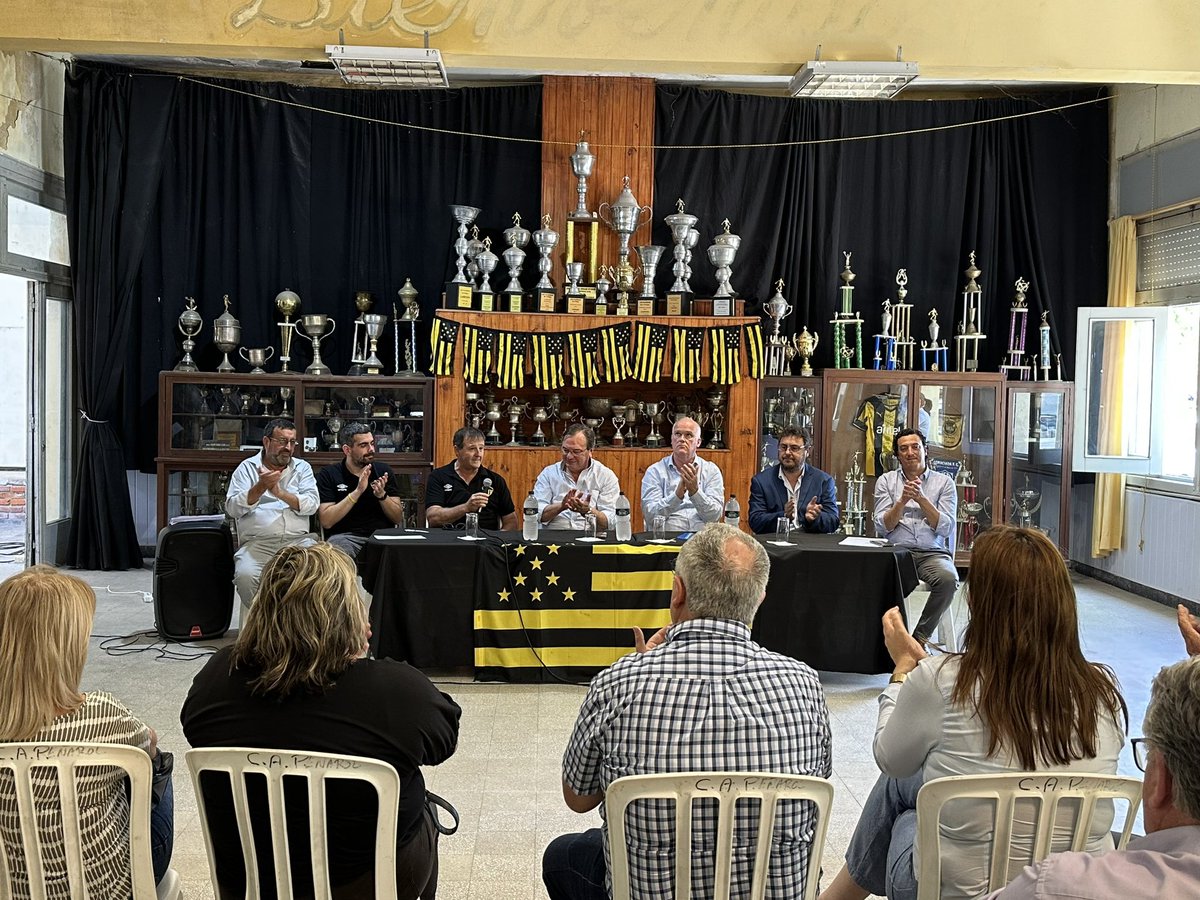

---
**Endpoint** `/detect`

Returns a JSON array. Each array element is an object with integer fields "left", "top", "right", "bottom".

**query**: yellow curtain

[{"left": 1091, "top": 216, "right": 1136, "bottom": 557}]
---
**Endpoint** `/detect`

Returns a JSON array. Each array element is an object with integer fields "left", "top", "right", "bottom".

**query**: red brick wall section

[{"left": 0, "top": 480, "right": 26, "bottom": 518}]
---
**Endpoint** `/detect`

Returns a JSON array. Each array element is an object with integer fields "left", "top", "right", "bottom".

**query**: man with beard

[
  {"left": 225, "top": 417, "right": 320, "bottom": 611},
  {"left": 317, "top": 423, "right": 406, "bottom": 559},
  {"left": 749, "top": 426, "right": 840, "bottom": 534},
  {"left": 640, "top": 416, "right": 725, "bottom": 531}
]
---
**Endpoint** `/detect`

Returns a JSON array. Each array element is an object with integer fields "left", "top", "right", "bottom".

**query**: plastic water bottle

[
  {"left": 614, "top": 492, "right": 632, "bottom": 542},
  {"left": 724, "top": 494, "right": 741, "bottom": 528},
  {"left": 522, "top": 491, "right": 539, "bottom": 541}
]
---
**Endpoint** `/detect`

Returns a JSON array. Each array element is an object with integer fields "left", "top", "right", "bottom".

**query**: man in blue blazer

[{"left": 749, "top": 426, "right": 841, "bottom": 534}]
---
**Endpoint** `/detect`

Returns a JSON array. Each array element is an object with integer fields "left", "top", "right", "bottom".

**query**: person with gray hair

[
  {"left": 316, "top": 422, "right": 406, "bottom": 559},
  {"left": 533, "top": 423, "right": 622, "bottom": 531},
  {"left": 983, "top": 617, "right": 1200, "bottom": 899},
  {"left": 425, "top": 426, "right": 517, "bottom": 530},
  {"left": 543, "top": 523, "right": 832, "bottom": 900}
]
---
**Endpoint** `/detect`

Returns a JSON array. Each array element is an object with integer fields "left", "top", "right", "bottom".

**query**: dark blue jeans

[
  {"left": 150, "top": 775, "right": 175, "bottom": 883},
  {"left": 542, "top": 827, "right": 608, "bottom": 900}
]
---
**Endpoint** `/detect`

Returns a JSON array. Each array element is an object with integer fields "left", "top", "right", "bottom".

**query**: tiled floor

[{"left": 41, "top": 562, "right": 1184, "bottom": 900}]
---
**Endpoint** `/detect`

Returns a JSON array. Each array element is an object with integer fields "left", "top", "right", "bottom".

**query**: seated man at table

[
  {"left": 640, "top": 416, "right": 725, "bottom": 531},
  {"left": 872, "top": 427, "right": 958, "bottom": 643},
  {"left": 225, "top": 417, "right": 319, "bottom": 612},
  {"left": 749, "top": 426, "right": 840, "bottom": 534},
  {"left": 534, "top": 424, "right": 621, "bottom": 531},
  {"left": 425, "top": 426, "right": 518, "bottom": 531},
  {"left": 542, "top": 523, "right": 832, "bottom": 900},
  {"left": 316, "top": 423, "right": 406, "bottom": 559}
]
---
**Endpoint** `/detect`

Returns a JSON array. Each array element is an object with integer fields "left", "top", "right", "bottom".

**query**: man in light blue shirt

[
  {"left": 640, "top": 416, "right": 725, "bottom": 532},
  {"left": 534, "top": 424, "right": 621, "bottom": 530},
  {"left": 872, "top": 427, "right": 957, "bottom": 642}
]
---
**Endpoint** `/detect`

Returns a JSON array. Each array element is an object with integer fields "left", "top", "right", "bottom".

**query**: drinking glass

[
  {"left": 465, "top": 512, "right": 480, "bottom": 539},
  {"left": 653, "top": 515, "right": 667, "bottom": 541},
  {"left": 583, "top": 513, "right": 598, "bottom": 539},
  {"left": 776, "top": 517, "right": 792, "bottom": 540}
]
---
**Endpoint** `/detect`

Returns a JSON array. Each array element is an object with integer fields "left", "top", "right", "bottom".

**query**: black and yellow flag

[
  {"left": 474, "top": 541, "right": 677, "bottom": 682},
  {"left": 709, "top": 325, "right": 743, "bottom": 385},
  {"left": 744, "top": 321, "right": 765, "bottom": 379},
  {"left": 530, "top": 332, "right": 565, "bottom": 390},
  {"left": 671, "top": 326, "right": 705, "bottom": 384},
  {"left": 568, "top": 329, "right": 601, "bottom": 389},
  {"left": 461, "top": 324, "right": 494, "bottom": 384},
  {"left": 429, "top": 316, "right": 459, "bottom": 376},
  {"left": 494, "top": 332, "right": 527, "bottom": 390},
  {"left": 599, "top": 322, "right": 633, "bottom": 382},
  {"left": 632, "top": 322, "right": 669, "bottom": 382}
]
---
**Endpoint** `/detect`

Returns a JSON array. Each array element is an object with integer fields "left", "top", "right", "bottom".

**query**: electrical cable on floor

[
  {"left": 93, "top": 629, "right": 223, "bottom": 661},
  {"left": 101, "top": 585, "right": 154, "bottom": 603}
]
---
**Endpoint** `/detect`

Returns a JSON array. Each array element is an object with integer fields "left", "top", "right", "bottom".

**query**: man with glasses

[
  {"left": 641, "top": 416, "right": 725, "bottom": 531},
  {"left": 984, "top": 616, "right": 1200, "bottom": 898},
  {"left": 425, "top": 426, "right": 518, "bottom": 531},
  {"left": 225, "top": 418, "right": 320, "bottom": 612},
  {"left": 533, "top": 424, "right": 621, "bottom": 531},
  {"left": 748, "top": 426, "right": 840, "bottom": 534},
  {"left": 316, "top": 423, "right": 406, "bottom": 559}
]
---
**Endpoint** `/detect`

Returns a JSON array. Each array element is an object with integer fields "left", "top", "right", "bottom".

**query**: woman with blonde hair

[
  {"left": 0, "top": 565, "right": 174, "bottom": 897},
  {"left": 182, "top": 542, "right": 460, "bottom": 899},
  {"left": 820, "top": 525, "right": 1128, "bottom": 900}
]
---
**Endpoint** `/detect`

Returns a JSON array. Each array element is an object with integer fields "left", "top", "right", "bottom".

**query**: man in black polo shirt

[
  {"left": 426, "top": 426, "right": 518, "bottom": 530},
  {"left": 317, "top": 423, "right": 405, "bottom": 559}
]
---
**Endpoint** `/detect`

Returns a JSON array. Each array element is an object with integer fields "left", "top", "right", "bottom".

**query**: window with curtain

[{"left": 1133, "top": 204, "right": 1200, "bottom": 495}]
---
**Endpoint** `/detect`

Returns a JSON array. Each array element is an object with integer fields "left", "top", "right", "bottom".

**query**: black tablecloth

[{"left": 359, "top": 529, "right": 918, "bottom": 675}]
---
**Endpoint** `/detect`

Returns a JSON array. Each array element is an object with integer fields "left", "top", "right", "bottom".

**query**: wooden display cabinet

[
  {"left": 1001, "top": 381, "right": 1074, "bottom": 553},
  {"left": 155, "top": 371, "right": 433, "bottom": 532},
  {"left": 433, "top": 310, "right": 761, "bottom": 531}
]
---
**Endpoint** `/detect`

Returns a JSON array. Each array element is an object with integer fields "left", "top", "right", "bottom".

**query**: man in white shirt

[
  {"left": 225, "top": 418, "right": 319, "bottom": 610},
  {"left": 640, "top": 416, "right": 725, "bottom": 531},
  {"left": 533, "top": 424, "right": 621, "bottom": 530}
]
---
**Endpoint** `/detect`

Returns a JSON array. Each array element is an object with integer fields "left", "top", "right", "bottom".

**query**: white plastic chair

[
  {"left": 0, "top": 741, "right": 182, "bottom": 900},
  {"left": 914, "top": 772, "right": 1144, "bottom": 899},
  {"left": 605, "top": 771, "right": 835, "bottom": 900},
  {"left": 186, "top": 746, "right": 402, "bottom": 900}
]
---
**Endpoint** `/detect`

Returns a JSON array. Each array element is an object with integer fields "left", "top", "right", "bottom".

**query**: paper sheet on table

[
  {"left": 576, "top": 536, "right": 603, "bottom": 543},
  {"left": 374, "top": 533, "right": 427, "bottom": 541},
  {"left": 457, "top": 535, "right": 487, "bottom": 541},
  {"left": 839, "top": 537, "right": 889, "bottom": 547},
  {"left": 647, "top": 539, "right": 675, "bottom": 544}
]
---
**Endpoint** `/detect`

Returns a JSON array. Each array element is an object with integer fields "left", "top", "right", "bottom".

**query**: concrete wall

[{"left": 0, "top": 51, "right": 64, "bottom": 178}]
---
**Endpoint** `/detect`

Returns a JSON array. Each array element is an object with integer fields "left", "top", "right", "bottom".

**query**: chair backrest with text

[
  {"left": 0, "top": 741, "right": 181, "bottom": 900},
  {"left": 914, "top": 772, "right": 1144, "bottom": 900},
  {"left": 605, "top": 771, "right": 834, "bottom": 900},
  {"left": 186, "top": 746, "right": 402, "bottom": 900}
]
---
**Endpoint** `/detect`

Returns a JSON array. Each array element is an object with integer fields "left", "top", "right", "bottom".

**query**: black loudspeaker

[{"left": 154, "top": 520, "right": 235, "bottom": 641}]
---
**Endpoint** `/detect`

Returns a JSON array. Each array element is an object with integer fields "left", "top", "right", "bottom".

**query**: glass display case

[
  {"left": 156, "top": 371, "right": 433, "bottom": 531},
  {"left": 757, "top": 376, "right": 824, "bottom": 471},
  {"left": 1003, "top": 382, "right": 1074, "bottom": 552}
]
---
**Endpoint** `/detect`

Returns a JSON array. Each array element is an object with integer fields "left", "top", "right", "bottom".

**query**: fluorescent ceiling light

[
  {"left": 326, "top": 45, "right": 448, "bottom": 87},
  {"left": 789, "top": 60, "right": 918, "bottom": 99}
]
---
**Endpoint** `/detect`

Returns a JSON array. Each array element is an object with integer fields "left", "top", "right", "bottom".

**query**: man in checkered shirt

[{"left": 543, "top": 523, "right": 833, "bottom": 900}]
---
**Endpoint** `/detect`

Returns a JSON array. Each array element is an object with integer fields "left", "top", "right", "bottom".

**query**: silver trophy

[
  {"left": 238, "top": 346, "right": 275, "bottom": 374},
  {"left": 484, "top": 400, "right": 503, "bottom": 445},
  {"left": 1012, "top": 475, "right": 1043, "bottom": 529},
  {"left": 570, "top": 132, "right": 596, "bottom": 216},
  {"left": 763, "top": 279, "right": 793, "bottom": 376},
  {"left": 533, "top": 214, "right": 559, "bottom": 292},
  {"left": 396, "top": 278, "right": 420, "bottom": 376},
  {"left": 643, "top": 401, "right": 665, "bottom": 448},
  {"left": 704, "top": 387, "right": 727, "bottom": 450},
  {"left": 502, "top": 213, "right": 530, "bottom": 295},
  {"left": 362, "top": 313, "right": 388, "bottom": 376},
  {"left": 175, "top": 297, "right": 203, "bottom": 372},
  {"left": 475, "top": 236, "right": 499, "bottom": 296},
  {"left": 465, "top": 226, "right": 485, "bottom": 285},
  {"left": 449, "top": 205, "right": 481, "bottom": 283},
  {"left": 598, "top": 176, "right": 653, "bottom": 295},
  {"left": 300, "top": 314, "right": 336, "bottom": 376},
  {"left": 635, "top": 245, "right": 665, "bottom": 300},
  {"left": 665, "top": 199, "right": 699, "bottom": 293},
  {"left": 348, "top": 291, "right": 373, "bottom": 376},
  {"left": 707, "top": 219, "right": 741, "bottom": 314},
  {"left": 565, "top": 261, "right": 584, "bottom": 296},
  {"left": 274, "top": 289, "right": 301, "bottom": 374},
  {"left": 357, "top": 395, "right": 375, "bottom": 420},
  {"left": 842, "top": 451, "right": 868, "bottom": 536},
  {"left": 506, "top": 398, "right": 527, "bottom": 446},
  {"left": 212, "top": 295, "right": 241, "bottom": 374}
]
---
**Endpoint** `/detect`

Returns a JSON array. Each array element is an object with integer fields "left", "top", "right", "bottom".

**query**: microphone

[{"left": 482, "top": 477, "right": 494, "bottom": 497}]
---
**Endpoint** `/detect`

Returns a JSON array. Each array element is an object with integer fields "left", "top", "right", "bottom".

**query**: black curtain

[
  {"left": 651, "top": 86, "right": 1109, "bottom": 375},
  {"left": 63, "top": 66, "right": 178, "bottom": 569}
]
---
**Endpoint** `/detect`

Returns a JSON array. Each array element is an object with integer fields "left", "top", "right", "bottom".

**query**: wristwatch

[{"left": 889, "top": 671, "right": 909, "bottom": 685}]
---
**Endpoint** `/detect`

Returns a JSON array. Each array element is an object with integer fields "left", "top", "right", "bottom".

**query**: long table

[{"left": 358, "top": 530, "right": 918, "bottom": 680}]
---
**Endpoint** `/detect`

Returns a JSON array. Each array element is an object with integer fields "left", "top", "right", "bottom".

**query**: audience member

[
  {"left": 225, "top": 417, "right": 319, "bottom": 610},
  {"left": 0, "top": 566, "right": 174, "bottom": 894},
  {"left": 425, "top": 426, "right": 517, "bottom": 530},
  {"left": 543, "top": 523, "right": 832, "bottom": 900},
  {"left": 317, "top": 423, "right": 405, "bottom": 558},
  {"left": 640, "top": 416, "right": 725, "bottom": 531},
  {"left": 749, "top": 426, "right": 840, "bottom": 534},
  {"left": 872, "top": 427, "right": 957, "bottom": 642},
  {"left": 818, "top": 526, "right": 1128, "bottom": 900},
  {"left": 182, "top": 543, "right": 460, "bottom": 900},
  {"left": 533, "top": 424, "right": 621, "bottom": 530}
]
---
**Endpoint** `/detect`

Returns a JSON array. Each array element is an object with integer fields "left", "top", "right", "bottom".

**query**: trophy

[
  {"left": 763, "top": 279, "right": 793, "bottom": 376},
  {"left": 957, "top": 466, "right": 979, "bottom": 550},
  {"left": 1012, "top": 474, "right": 1043, "bottom": 529},
  {"left": 348, "top": 291, "right": 373, "bottom": 376},
  {"left": 362, "top": 312, "right": 388, "bottom": 376},
  {"left": 582, "top": 397, "right": 611, "bottom": 446},
  {"left": 533, "top": 214, "right": 560, "bottom": 312},
  {"left": 567, "top": 133, "right": 601, "bottom": 283},
  {"left": 830, "top": 252, "right": 864, "bottom": 368},
  {"left": 502, "top": 213, "right": 530, "bottom": 313},
  {"left": 594, "top": 267, "right": 612, "bottom": 315},
  {"left": 621, "top": 400, "right": 640, "bottom": 446},
  {"left": 872, "top": 300, "right": 896, "bottom": 370},
  {"left": 883, "top": 270, "right": 916, "bottom": 370},
  {"left": 789, "top": 326, "right": 820, "bottom": 377},
  {"left": 1037, "top": 311, "right": 1055, "bottom": 380},
  {"left": 484, "top": 400, "right": 503, "bottom": 445},
  {"left": 357, "top": 395, "right": 375, "bottom": 420},
  {"left": 920, "top": 308, "right": 950, "bottom": 372},
  {"left": 274, "top": 289, "right": 302, "bottom": 374},
  {"left": 257, "top": 390, "right": 276, "bottom": 416},
  {"left": 217, "top": 386, "right": 237, "bottom": 415},
  {"left": 635, "top": 245, "right": 665, "bottom": 316},
  {"left": 396, "top": 278, "right": 420, "bottom": 376},
  {"left": 664, "top": 199, "right": 699, "bottom": 314},
  {"left": 175, "top": 297, "right": 203, "bottom": 372},
  {"left": 706, "top": 219, "right": 741, "bottom": 316},
  {"left": 954, "top": 251, "right": 987, "bottom": 372},
  {"left": 962, "top": 500, "right": 985, "bottom": 549},
  {"left": 446, "top": 205, "right": 480, "bottom": 309},
  {"left": 506, "top": 398, "right": 527, "bottom": 445},
  {"left": 570, "top": 131, "right": 595, "bottom": 218},
  {"left": 703, "top": 387, "right": 727, "bottom": 450},
  {"left": 213, "top": 295, "right": 241, "bottom": 374},
  {"left": 238, "top": 347, "right": 275, "bottom": 374},
  {"left": 300, "top": 313, "right": 336, "bottom": 376},
  {"left": 527, "top": 405, "right": 549, "bottom": 446},
  {"left": 562, "top": 261, "right": 585, "bottom": 314},
  {"left": 609, "top": 401, "right": 627, "bottom": 447},
  {"left": 278, "top": 385, "right": 293, "bottom": 418},
  {"left": 598, "top": 176, "right": 653, "bottom": 307},
  {"left": 474, "top": 236, "right": 499, "bottom": 312},
  {"left": 643, "top": 401, "right": 665, "bottom": 448},
  {"left": 1000, "top": 277, "right": 1033, "bottom": 380},
  {"left": 842, "top": 451, "right": 868, "bottom": 536},
  {"left": 324, "top": 413, "right": 344, "bottom": 451}
]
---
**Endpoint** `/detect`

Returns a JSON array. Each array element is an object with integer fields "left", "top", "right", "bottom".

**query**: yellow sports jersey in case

[{"left": 853, "top": 394, "right": 903, "bottom": 475}]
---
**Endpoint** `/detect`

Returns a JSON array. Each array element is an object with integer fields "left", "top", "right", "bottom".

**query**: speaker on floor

[{"left": 153, "top": 519, "right": 235, "bottom": 641}]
